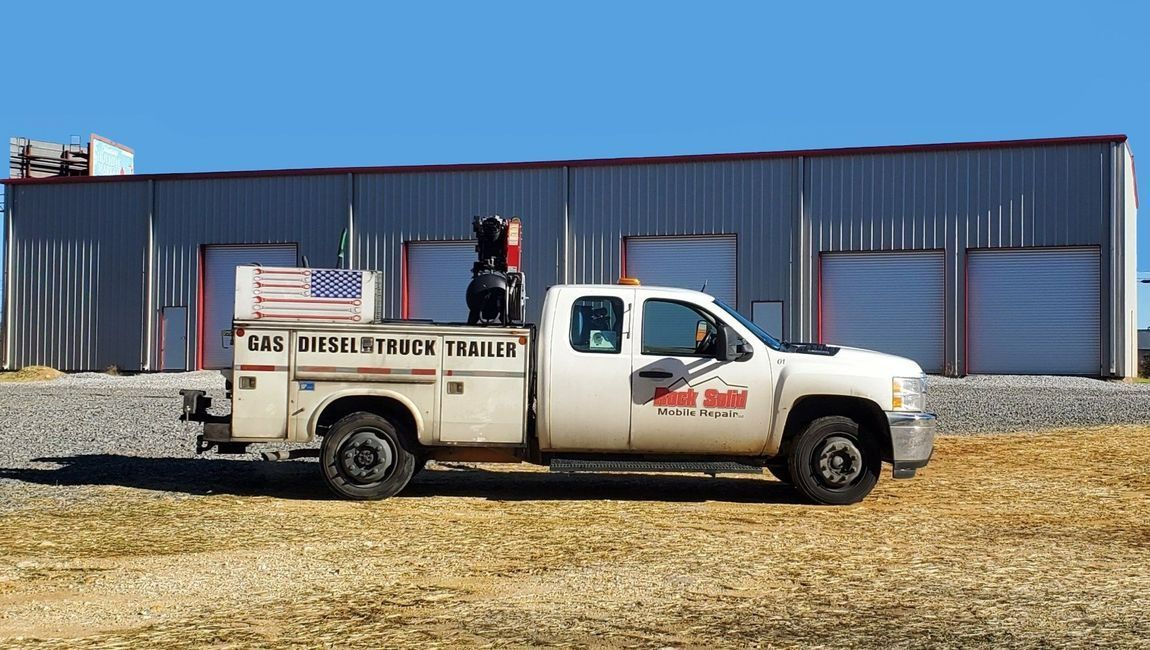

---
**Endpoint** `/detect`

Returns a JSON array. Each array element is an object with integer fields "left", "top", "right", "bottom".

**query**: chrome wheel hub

[
  {"left": 815, "top": 436, "right": 863, "bottom": 487},
  {"left": 339, "top": 429, "right": 394, "bottom": 484}
]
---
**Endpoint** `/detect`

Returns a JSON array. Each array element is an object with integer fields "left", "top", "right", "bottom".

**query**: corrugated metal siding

[
  {"left": 568, "top": 160, "right": 795, "bottom": 318},
  {"left": 7, "top": 182, "right": 148, "bottom": 370},
  {"left": 803, "top": 143, "right": 1113, "bottom": 374},
  {"left": 153, "top": 175, "right": 347, "bottom": 369},
  {"left": 354, "top": 169, "right": 566, "bottom": 323},
  {"left": 2, "top": 139, "right": 1130, "bottom": 376}
]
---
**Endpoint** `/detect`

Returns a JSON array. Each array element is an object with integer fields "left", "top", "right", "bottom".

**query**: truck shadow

[{"left": 0, "top": 455, "right": 805, "bottom": 505}]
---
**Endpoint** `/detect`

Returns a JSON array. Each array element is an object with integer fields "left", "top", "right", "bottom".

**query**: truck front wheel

[
  {"left": 321, "top": 412, "right": 416, "bottom": 500},
  {"left": 787, "top": 416, "right": 880, "bottom": 505}
]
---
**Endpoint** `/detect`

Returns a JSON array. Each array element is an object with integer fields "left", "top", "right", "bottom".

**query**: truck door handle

[{"left": 639, "top": 370, "right": 673, "bottom": 379}]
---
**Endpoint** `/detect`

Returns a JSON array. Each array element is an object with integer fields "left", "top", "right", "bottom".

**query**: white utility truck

[{"left": 181, "top": 216, "right": 935, "bottom": 505}]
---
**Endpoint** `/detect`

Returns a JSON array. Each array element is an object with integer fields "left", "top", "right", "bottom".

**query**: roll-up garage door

[
  {"left": 967, "top": 248, "right": 1099, "bottom": 375},
  {"left": 821, "top": 251, "right": 945, "bottom": 373},
  {"left": 406, "top": 241, "right": 475, "bottom": 322},
  {"left": 625, "top": 236, "right": 737, "bottom": 304},
  {"left": 202, "top": 244, "right": 297, "bottom": 369}
]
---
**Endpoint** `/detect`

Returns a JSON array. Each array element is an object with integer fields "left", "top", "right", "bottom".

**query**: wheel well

[
  {"left": 316, "top": 395, "right": 419, "bottom": 446},
  {"left": 780, "top": 395, "right": 892, "bottom": 460}
]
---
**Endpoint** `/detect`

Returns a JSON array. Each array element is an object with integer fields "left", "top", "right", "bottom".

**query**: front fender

[{"left": 763, "top": 366, "right": 891, "bottom": 456}]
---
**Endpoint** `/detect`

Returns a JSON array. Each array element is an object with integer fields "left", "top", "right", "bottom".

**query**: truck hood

[
  {"left": 782, "top": 343, "right": 924, "bottom": 378},
  {"left": 830, "top": 346, "right": 925, "bottom": 377}
]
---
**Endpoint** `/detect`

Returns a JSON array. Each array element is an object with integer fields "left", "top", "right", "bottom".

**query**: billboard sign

[{"left": 89, "top": 134, "right": 134, "bottom": 176}]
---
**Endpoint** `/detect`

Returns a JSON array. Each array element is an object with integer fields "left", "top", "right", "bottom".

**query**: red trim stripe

[
  {"left": 816, "top": 254, "right": 823, "bottom": 344},
  {"left": 1130, "top": 153, "right": 1139, "bottom": 209},
  {"left": 254, "top": 313, "right": 360, "bottom": 320},
  {"left": 400, "top": 242, "right": 410, "bottom": 320},
  {"left": 195, "top": 247, "right": 205, "bottom": 370},
  {"left": 238, "top": 364, "right": 277, "bottom": 371},
  {"left": 257, "top": 297, "right": 360, "bottom": 305},
  {"left": 295, "top": 365, "right": 437, "bottom": 376}
]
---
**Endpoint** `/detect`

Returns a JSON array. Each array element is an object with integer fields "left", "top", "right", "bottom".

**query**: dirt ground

[{"left": 1, "top": 427, "right": 1148, "bottom": 648}]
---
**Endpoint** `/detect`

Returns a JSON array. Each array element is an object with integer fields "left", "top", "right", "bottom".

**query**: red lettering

[
  {"left": 703, "top": 389, "right": 749, "bottom": 409},
  {"left": 653, "top": 387, "right": 698, "bottom": 407}
]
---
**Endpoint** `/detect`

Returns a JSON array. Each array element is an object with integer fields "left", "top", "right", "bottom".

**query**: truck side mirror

[{"left": 717, "top": 325, "right": 753, "bottom": 362}]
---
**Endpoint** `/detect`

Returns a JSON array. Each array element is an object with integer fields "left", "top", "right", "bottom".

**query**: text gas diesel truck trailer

[{"left": 181, "top": 216, "right": 936, "bottom": 505}]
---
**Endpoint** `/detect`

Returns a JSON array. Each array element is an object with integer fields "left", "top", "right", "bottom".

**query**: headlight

[{"left": 892, "top": 375, "right": 926, "bottom": 412}]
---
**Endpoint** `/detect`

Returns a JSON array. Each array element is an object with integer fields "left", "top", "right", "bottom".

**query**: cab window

[
  {"left": 641, "top": 299, "right": 718, "bottom": 357},
  {"left": 569, "top": 296, "right": 624, "bottom": 354}
]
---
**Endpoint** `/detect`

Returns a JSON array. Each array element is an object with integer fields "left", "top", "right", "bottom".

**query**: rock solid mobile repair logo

[{"left": 651, "top": 378, "right": 749, "bottom": 418}]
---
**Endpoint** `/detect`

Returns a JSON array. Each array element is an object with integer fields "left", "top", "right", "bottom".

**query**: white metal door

[
  {"left": 202, "top": 245, "right": 297, "bottom": 369},
  {"left": 821, "top": 251, "right": 945, "bottom": 373},
  {"left": 406, "top": 241, "right": 475, "bottom": 322},
  {"left": 967, "top": 248, "right": 1100, "bottom": 375},
  {"left": 629, "top": 297, "right": 771, "bottom": 454},
  {"left": 160, "top": 306, "right": 188, "bottom": 370},
  {"left": 544, "top": 288, "right": 635, "bottom": 451},
  {"left": 625, "top": 236, "right": 737, "bottom": 304}
]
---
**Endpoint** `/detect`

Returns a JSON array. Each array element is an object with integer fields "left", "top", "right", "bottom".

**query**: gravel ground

[
  {"left": 929, "top": 374, "right": 1150, "bottom": 434},
  {"left": 0, "top": 371, "right": 1148, "bottom": 474}
]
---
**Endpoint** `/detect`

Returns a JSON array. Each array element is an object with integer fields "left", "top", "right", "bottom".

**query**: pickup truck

[{"left": 181, "top": 281, "right": 936, "bottom": 505}]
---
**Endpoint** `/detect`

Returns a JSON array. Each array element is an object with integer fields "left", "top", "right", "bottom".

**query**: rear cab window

[{"left": 569, "top": 296, "right": 624, "bottom": 354}]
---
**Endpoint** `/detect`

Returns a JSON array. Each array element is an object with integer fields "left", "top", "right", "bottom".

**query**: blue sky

[{"left": 2, "top": 1, "right": 1148, "bottom": 323}]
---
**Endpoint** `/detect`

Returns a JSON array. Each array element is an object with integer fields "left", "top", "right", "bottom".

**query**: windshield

[{"left": 713, "top": 299, "right": 783, "bottom": 350}]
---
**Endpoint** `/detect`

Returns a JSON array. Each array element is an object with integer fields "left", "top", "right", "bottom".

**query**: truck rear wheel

[
  {"left": 787, "top": 416, "right": 879, "bottom": 505},
  {"left": 321, "top": 412, "right": 416, "bottom": 500}
]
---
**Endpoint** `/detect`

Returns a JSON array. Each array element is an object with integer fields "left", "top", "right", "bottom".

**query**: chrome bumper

[{"left": 887, "top": 411, "right": 937, "bottom": 479}]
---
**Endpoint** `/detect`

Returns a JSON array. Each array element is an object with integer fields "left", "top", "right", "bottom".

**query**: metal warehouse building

[{"left": 1, "top": 135, "right": 1138, "bottom": 377}]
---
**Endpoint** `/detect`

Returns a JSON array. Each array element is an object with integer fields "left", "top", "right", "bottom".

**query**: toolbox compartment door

[
  {"left": 230, "top": 327, "right": 291, "bottom": 439},
  {"left": 438, "top": 333, "right": 529, "bottom": 445}
]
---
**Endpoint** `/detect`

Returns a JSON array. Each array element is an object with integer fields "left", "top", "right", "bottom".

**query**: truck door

[
  {"left": 543, "top": 289, "right": 634, "bottom": 451},
  {"left": 629, "top": 298, "right": 771, "bottom": 454}
]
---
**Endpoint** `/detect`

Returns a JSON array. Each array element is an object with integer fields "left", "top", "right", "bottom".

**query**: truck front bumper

[{"left": 887, "top": 411, "right": 936, "bottom": 479}]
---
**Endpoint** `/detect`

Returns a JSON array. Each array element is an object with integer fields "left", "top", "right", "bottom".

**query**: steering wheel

[{"left": 695, "top": 326, "right": 717, "bottom": 355}]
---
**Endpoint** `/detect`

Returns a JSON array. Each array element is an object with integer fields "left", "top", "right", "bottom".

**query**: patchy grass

[
  {"left": 1, "top": 426, "right": 1149, "bottom": 647},
  {"left": 0, "top": 366, "right": 64, "bottom": 382}
]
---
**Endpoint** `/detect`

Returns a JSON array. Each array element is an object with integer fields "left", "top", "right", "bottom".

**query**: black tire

[
  {"left": 765, "top": 462, "right": 792, "bottom": 484},
  {"left": 787, "top": 416, "right": 880, "bottom": 505},
  {"left": 320, "top": 411, "right": 416, "bottom": 500}
]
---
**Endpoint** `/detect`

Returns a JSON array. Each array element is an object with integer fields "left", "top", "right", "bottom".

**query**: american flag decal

[
  {"left": 311, "top": 270, "right": 363, "bottom": 298},
  {"left": 250, "top": 268, "right": 366, "bottom": 321}
]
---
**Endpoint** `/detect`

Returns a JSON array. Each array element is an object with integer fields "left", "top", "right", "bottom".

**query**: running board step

[{"left": 549, "top": 459, "right": 762, "bottom": 475}]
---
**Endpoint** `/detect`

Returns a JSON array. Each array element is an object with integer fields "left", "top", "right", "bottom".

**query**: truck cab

[{"left": 537, "top": 284, "right": 935, "bottom": 499}]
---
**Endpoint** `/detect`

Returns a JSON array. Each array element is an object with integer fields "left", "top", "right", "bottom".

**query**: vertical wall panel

[
  {"left": 354, "top": 169, "right": 566, "bottom": 324},
  {"left": 568, "top": 159, "right": 795, "bottom": 320},
  {"left": 7, "top": 182, "right": 148, "bottom": 370},
  {"left": 153, "top": 175, "right": 347, "bottom": 369}
]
